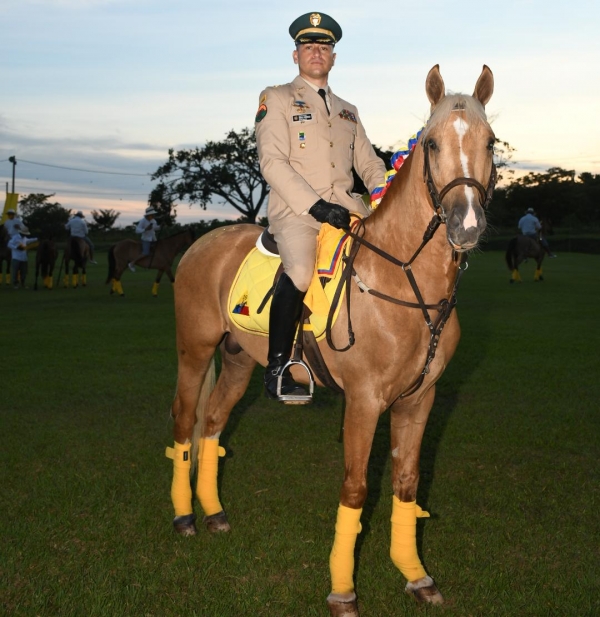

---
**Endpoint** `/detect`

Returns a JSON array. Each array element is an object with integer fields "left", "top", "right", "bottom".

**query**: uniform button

[
  {"left": 328, "top": 122, "right": 332, "bottom": 127},
  {"left": 331, "top": 162, "right": 335, "bottom": 168},
  {"left": 330, "top": 142, "right": 333, "bottom": 147}
]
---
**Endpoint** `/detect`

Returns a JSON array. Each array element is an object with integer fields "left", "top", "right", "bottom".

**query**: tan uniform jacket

[{"left": 255, "top": 76, "right": 386, "bottom": 227}]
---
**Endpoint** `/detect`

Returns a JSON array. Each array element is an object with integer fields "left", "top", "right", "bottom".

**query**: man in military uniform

[{"left": 255, "top": 12, "right": 386, "bottom": 401}]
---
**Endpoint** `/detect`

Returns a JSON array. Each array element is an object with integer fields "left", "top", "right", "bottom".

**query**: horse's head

[{"left": 421, "top": 65, "right": 496, "bottom": 251}]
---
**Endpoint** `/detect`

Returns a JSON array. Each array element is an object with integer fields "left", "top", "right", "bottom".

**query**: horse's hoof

[
  {"left": 327, "top": 592, "right": 359, "bottom": 616},
  {"left": 173, "top": 513, "right": 197, "bottom": 536},
  {"left": 203, "top": 510, "right": 231, "bottom": 533},
  {"left": 405, "top": 576, "right": 444, "bottom": 605}
]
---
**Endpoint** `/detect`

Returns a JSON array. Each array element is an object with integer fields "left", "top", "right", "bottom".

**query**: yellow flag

[{"left": 1, "top": 193, "right": 19, "bottom": 224}]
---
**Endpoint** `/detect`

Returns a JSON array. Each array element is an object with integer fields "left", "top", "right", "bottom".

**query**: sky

[{"left": 2, "top": 0, "right": 599, "bottom": 226}]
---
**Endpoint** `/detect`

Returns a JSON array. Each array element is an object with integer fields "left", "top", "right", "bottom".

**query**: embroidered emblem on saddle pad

[{"left": 228, "top": 225, "right": 351, "bottom": 339}]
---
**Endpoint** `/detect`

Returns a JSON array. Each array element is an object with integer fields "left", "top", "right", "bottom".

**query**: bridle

[
  {"left": 325, "top": 140, "right": 496, "bottom": 399},
  {"left": 423, "top": 138, "right": 497, "bottom": 221}
]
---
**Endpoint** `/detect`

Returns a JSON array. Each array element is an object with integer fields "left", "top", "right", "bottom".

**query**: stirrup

[{"left": 276, "top": 358, "right": 314, "bottom": 404}]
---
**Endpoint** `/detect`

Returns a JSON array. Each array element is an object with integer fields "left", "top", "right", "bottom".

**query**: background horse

[
  {"left": 106, "top": 227, "right": 194, "bottom": 296},
  {"left": 167, "top": 65, "right": 495, "bottom": 616},
  {"left": 505, "top": 235, "right": 545, "bottom": 282},
  {"left": 34, "top": 239, "right": 58, "bottom": 290},
  {"left": 0, "top": 224, "right": 10, "bottom": 286},
  {"left": 63, "top": 236, "right": 90, "bottom": 288}
]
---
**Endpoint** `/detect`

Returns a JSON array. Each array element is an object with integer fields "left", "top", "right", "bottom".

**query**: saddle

[{"left": 228, "top": 225, "right": 352, "bottom": 393}]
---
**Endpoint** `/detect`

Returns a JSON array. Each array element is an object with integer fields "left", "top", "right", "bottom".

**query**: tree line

[{"left": 14, "top": 128, "right": 599, "bottom": 236}]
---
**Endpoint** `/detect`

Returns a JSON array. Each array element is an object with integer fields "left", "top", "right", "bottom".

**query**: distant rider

[
  {"left": 517, "top": 208, "right": 556, "bottom": 257},
  {"left": 128, "top": 205, "right": 160, "bottom": 272},
  {"left": 65, "top": 211, "right": 97, "bottom": 264}
]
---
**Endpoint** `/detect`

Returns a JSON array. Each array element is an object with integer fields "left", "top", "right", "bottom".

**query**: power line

[{"left": 7, "top": 157, "right": 151, "bottom": 177}]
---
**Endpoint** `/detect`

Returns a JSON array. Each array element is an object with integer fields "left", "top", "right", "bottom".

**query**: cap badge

[{"left": 310, "top": 13, "right": 321, "bottom": 27}]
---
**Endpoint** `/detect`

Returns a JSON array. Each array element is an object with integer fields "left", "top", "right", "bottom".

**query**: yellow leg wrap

[
  {"left": 390, "top": 496, "right": 427, "bottom": 582},
  {"left": 534, "top": 268, "right": 542, "bottom": 280},
  {"left": 81, "top": 273, "right": 87, "bottom": 285},
  {"left": 72, "top": 273, "right": 78, "bottom": 286},
  {"left": 152, "top": 282, "right": 159, "bottom": 296},
  {"left": 63, "top": 274, "right": 69, "bottom": 287},
  {"left": 165, "top": 441, "right": 193, "bottom": 517},
  {"left": 329, "top": 504, "right": 363, "bottom": 594},
  {"left": 196, "top": 437, "right": 224, "bottom": 516}
]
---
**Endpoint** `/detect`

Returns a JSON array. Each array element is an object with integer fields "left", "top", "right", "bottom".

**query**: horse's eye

[
  {"left": 428, "top": 139, "right": 437, "bottom": 151},
  {"left": 487, "top": 139, "right": 495, "bottom": 151}
]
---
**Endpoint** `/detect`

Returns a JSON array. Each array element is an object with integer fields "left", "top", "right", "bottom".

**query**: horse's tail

[
  {"left": 106, "top": 245, "right": 116, "bottom": 284},
  {"left": 505, "top": 238, "right": 517, "bottom": 271},
  {"left": 190, "top": 356, "right": 216, "bottom": 474}
]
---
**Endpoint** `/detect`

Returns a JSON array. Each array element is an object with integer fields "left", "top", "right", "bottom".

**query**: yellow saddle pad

[{"left": 228, "top": 225, "right": 351, "bottom": 340}]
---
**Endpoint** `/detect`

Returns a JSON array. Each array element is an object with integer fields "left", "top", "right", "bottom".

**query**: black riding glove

[{"left": 308, "top": 199, "right": 351, "bottom": 230}]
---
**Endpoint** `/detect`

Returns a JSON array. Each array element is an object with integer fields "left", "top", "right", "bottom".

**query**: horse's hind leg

[
  {"left": 195, "top": 340, "right": 256, "bottom": 533},
  {"left": 169, "top": 335, "right": 256, "bottom": 536}
]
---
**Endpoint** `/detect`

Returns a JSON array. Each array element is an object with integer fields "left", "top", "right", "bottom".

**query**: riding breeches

[{"left": 269, "top": 216, "right": 319, "bottom": 292}]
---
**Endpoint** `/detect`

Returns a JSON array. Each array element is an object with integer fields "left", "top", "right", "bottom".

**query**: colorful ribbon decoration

[{"left": 370, "top": 128, "right": 423, "bottom": 208}]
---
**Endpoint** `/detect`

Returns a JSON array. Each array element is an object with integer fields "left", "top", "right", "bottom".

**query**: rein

[{"left": 325, "top": 144, "right": 495, "bottom": 399}]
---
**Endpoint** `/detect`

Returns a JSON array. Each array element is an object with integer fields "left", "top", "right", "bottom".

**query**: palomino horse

[
  {"left": 63, "top": 237, "right": 90, "bottom": 288},
  {"left": 505, "top": 235, "right": 545, "bottom": 282},
  {"left": 168, "top": 65, "right": 495, "bottom": 616},
  {"left": 0, "top": 225, "right": 11, "bottom": 286},
  {"left": 34, "top": 239, "right": 59, "bottom": 290},
  {"left": 106, "top": 227, "right": 194, "bottom": 296}
]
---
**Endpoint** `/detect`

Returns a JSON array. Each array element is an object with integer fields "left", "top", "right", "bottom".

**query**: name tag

[{"left": 292, "top": 113, "right": 313, "bottom": 123}]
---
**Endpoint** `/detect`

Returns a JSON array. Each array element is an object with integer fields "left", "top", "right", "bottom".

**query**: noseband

[{"left": 422, "top": 141, "right": 497, "bottom": 221}]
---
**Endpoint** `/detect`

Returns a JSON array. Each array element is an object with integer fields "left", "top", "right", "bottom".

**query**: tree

[
  {"left": 493, "top": 138, "right": 517, "bottom": 183},
  {"left": 152, "top": 127, "right": 268, "bottom": 223},
  {"left": 90, "top": 209, "right": 121, "bottom": 232},
  {"left": 148, "top": 181, "right": 177, "bottom": 226},
  {"left": 489, "top": 167, "right": 600, "bottom": 228},
  {"left": 18, "top": 193, "right": 70, "bottom": 239}
]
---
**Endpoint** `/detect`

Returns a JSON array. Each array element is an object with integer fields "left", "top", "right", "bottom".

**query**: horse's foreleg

[
  {"left": 196, "top": 344, "right": 256, "bottom": 533},
  {"left": 327, "top": 401, "right": 381, "bottom": 617},
  {"left": 152, "top": 270, "right": 165, "bottom": 297},
  {"left": 389, "top": 388, "right": 443, "bottom": 605}
]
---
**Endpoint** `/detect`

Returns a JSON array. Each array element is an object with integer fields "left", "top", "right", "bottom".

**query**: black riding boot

[{"left": 264, "top": 272, "right": 308, "bottom": 401}]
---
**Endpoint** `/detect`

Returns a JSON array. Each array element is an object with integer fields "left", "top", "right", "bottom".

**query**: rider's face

[{"left": 293, "top": 43, "right": 336, "bottom": 84}]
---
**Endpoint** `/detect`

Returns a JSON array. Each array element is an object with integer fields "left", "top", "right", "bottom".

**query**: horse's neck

[
  {"left": 161, "top": 233, "right": 186, "bottom": 258},
  {"left": 360, "top": 151, "right": 458, "bottom": 292}
]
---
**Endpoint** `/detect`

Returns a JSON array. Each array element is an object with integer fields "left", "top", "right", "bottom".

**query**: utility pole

[{"left": 8, "top": 156, "right": 16, "bottom": 193}]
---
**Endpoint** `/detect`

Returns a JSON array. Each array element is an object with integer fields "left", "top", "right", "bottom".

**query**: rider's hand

[{"left": 308, "top": 199, "right": 351, "bottom": 230}]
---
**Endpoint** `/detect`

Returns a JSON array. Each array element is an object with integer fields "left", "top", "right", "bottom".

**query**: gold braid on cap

[{"left": 295, "top": 27, "right": 336, "bottom": 42}]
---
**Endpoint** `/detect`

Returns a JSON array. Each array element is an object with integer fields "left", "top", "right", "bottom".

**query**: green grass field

[{"left": 1, "top": 251, "right": 599, "bottom": 616}]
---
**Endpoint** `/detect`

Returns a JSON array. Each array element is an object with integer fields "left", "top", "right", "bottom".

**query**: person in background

[
  {"left": 518, "top": 207, "right": 556, "bottom": 257},
  {"left": 3, "top": 209, "right": 25, "bottom": 238},
  {"left": 128, "top": 205, "right": 161, "bottom": 272},
  {"left": 65, "top": 211, "right": 97, "bottom": 263},
  {"left": 8, "top": 226, "right": 38, "bottom": 289},
  {"left": 255, "top": 11, "right": 386, "bottom": 401}
]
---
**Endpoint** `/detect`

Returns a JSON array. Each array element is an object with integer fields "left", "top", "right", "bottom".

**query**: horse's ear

[
  {"left": 426, "top": 64, "right": 445, "bottom": 109},
  {"left": 473, "top": 65, "right": 494, "bottom": 107}
]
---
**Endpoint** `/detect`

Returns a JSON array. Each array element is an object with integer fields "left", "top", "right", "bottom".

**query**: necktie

[{"left": 318, "top": 88, "right": 330, "bottom": 115}]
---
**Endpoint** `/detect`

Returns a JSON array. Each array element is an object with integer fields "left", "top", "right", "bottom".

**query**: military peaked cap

[{"left": 289, "top": 12, "right": 342, "bottom": 45}]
